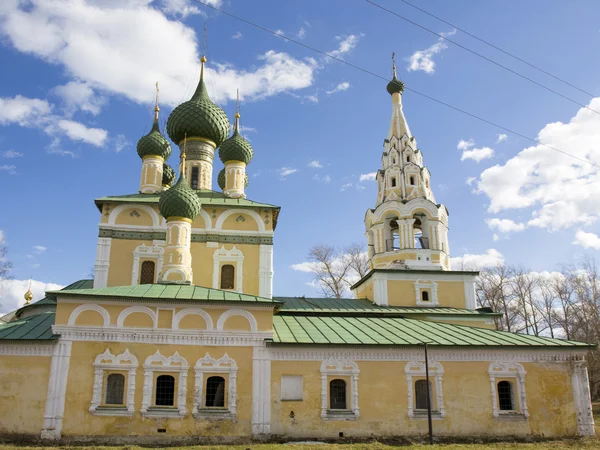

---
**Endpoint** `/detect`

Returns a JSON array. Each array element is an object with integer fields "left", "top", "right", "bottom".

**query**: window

[
  {"left": 105, "top": 374, "right": 125, "bottom": 405},
  {"left": 140, "top": 261, "right": 155, "bottom": 284},
  {"left": 191, "top": 166, "right": 199, "bottom": 189},
  {"left": 205, "top": 376, "right": 225, "bottom": 407},
  {"left": 410, "top": 176, "right": 415, "bottom": 185},
  {"left": 329, "top": 379, "right": 347, "bottom": 410},
  {"left": 421, "top": 291, "right": 429, "bottom": 302},
  {"left": 391, "top": 177, "right": 397, "bottom": 187},
  {"left": 497, "top": 381, "right": 513, "bottom": 411},
  {"left": 220, "top": 264, "right": 235, "bottom": 290},
  {"left": 415, "top": 279, "right": 439, "bottom": 306},
  {"left": 407, "top": 156, "right": 410, "bottom": 162},
  {"left": 155, "top": 375, "right": 175, "bottom": 406},
  {"left": 415, "top": 379, "right": 432, "bottom": 410}
]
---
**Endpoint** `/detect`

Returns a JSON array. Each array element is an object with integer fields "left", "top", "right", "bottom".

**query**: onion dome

[
  {"left": 167, "top": 56, "right": 230, "bottom": 147},
  {"left": 217, "top": 168, "right": 248, "bottom": 190},
  {"left": 158, "top": 173, "right": 202, "bottom": 221},
  {"left": 137, "top": 104, "right": 171, "bottom": 160},
  {"left": 24, "top": 287, "right": 33, "bottom": 305},
  {"left": 219, "top": 110, "right": 253, "bottom": 165},
  {"left": 386, "top": 52, "right": 405, "bottom": 95},
  {"left": 162, "top": 163, "right": 176, "bottom": 186}
]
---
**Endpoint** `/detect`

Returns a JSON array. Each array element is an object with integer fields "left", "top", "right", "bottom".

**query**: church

[{"left": 0, "top": 53, "right": 596, "bottom": 442}]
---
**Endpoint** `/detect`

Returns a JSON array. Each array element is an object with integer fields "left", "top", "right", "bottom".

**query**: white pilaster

[
  {"left": 41, "top": 340, "right": 72, "bottom": 440},
  {"left": 464, "top": 278, "right": 476, "bottom": 310},
  {"left": 252, "top": 347, "right": 271, "bottom": 436},
  {"left": 373, "top": 275, "right": 388, "bottom": 306},
  {"left": 93, "top": 237, "right": 112, "bottom": 288},
  {"left": 259, "top": 244, "right": 273, "bottom": 299},
  {"left": 572, "top": 361, "right": 595, "bottom": 436}
]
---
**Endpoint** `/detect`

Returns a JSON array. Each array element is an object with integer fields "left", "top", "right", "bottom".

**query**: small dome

[
  {"left": 219, "top": 129, "right": 253, "bottom": 164},
  {"left": 167, "top": 62, "right": 230, "bottom": 147},
  {"left": 162, "top": 164, "right": 176, "bottom": 186},
  {"left": 158, "top": 174, "right": 202, "bottom": 220},
  {"left": 137, "top": 120, "right": 172, "bottom": 160},
  {"left": 386, "top": 77, "right": 405, "bottom": 95},
  {"left": 217, "top": 168, "right": 248, "bottom": 190}
]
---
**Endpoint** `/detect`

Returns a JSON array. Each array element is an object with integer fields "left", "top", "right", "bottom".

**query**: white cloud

[
  {"left": 159, "top": 0, "right": 202, "bottom": 18},
  {"left": 451, "top": 249, "right": 504, "bottom": 270},
  {"left": 461, "top": 146, "right": 494, "bottom": 162},
  {"left": 465, "top": 176, "right": 476, "bottom": 186},
  {"left": 308, "top": 160, "right": 322, "bottom": 168},
  {"left": 572, "top": 230, "right": 600, "bottom": 250},
  {"left": 57, "top": 120, "right": 108, "bottom": 147},
  {"left": 457, "top": 138, "right": 475, "bottom": 151},
  {"left": 313, "top": 174, "right": 331, "bottom": 184},
  {"left": 0, "top": 279, "right": 64, "bottom": 314},
  {"left": 296, "top": 27, "right": 306, "bottom": 40},
  {"left": 407, "top": 29, "right": 456, "bottom": 74},
  {"left": 305, "top": 94, "right": 319, "bottom": 103},
  {"left": 114, "top": 134, "right": 129, "bottom": 152},
  {"left": 0, "top": 165, "right": 17, "bottom": 175},
  {"left": 476, "top": 97, "right": 600, "bottom": 231},
  {"left": 278, "top": 167, "right": 297, "bottom": 179},
  {"left": 329, "top": 34, "right": 363, "bottom": 59},
  {"left": 231, "top": 31, "right": 243, "bottom": 40},
  {"left": 326, "top": 82, "right": 350, "bottom": 95},
  {"left": 32, "top": 245, "right": 47, "bottom": 254},
  {"left": 340, "top": 183, "right": 353, "bottom": 192},
  {"left": 359, "top": 172, "right": 377, "bottom": 182},
  {"left": 0, "top": 230, "right": 4, "bottom": 244},
  {"left": 1, "top": 150, "right": 23, "bottom": 158},
  {"left": 496, "top": 133, "right": 508, "bottom": 143},
  {"left": 53, "top": 81, "right": 106, "bottom": 115},
  {"left": 486, "top": 218, "right": 526, "bottom": 233},
  {"left": 0, "top": 95, "right": 51, "bottom": 126}
]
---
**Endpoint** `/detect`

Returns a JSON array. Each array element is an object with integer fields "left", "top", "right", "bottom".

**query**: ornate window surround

[
  {"left": 320, "top": 359, "right": 359, "bottom": 421},
  {"left": 414, "top": 279, "right": 439, "bottom": 306},
  {"left": 193, "top": 353, "right": 238, "bottom": 420},
  {"left": 212, "top": 245, "right": 244, "bottom": 293},
  {"left": 90, "top": 349, "right": 138, "bottom": 416},
  {"left": 405, "top": 360, "right": 445, "bottom": 419},
  {"left": 488, "top": 361, "right": 529, "bottom": 420},
  {"left": 131, "top": 243, "right": 164, "bottom": 285},
  {"left": 141, "top": 350, "right": 189, "bottom": 418}
]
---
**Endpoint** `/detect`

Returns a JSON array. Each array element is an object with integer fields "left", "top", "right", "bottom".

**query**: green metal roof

[
  {"left": 275, "top": 297, "right": 500, "bottom": 317},
  {"left": 48, "top": 283, "right": 281, "bottom": 305},
  {"left": 158, "top": 174, "right": 202, "bottom": 220},
  {"left": 0, "top": 312, "right": 57, "bottom": 341},
  {"left": 14, "top": 279, "right": 94, "bottom": 318},
  {"left": 351, "top": 268, "right": 479, "bottom": 290},
  {"left": 271, "top": 315, "right": 594, "bottom": 348}
]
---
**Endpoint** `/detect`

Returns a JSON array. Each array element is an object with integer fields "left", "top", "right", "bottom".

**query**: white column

[
  {"left": 252, "top": 347, "right": 271, "bottom": 436},
  {"left": 572, "top": 361, "right": 595, "bottom": 436},
  {"left": 373, "top": 275, "right": 388, "bottom": 306},
  {"left": 93, "top": 237, "right": 112, "bottom": 288},
  {"left": 41, "top": 340, "right": 73, "bottom": 440},
  {"left": 259, "top": 244, "right": 274, "bottom": 299}
]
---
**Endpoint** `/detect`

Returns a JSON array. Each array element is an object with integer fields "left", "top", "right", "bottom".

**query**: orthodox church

[{"left": 0, "top": 54, "right": 595, "bottom": 442}]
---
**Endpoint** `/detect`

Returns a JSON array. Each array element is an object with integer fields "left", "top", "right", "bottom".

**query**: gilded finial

[
  {"left": 24, "top": 280, "right": 33, "bottom": 305},
  {"left": 234, "top": 88, "right": 241, "bottom": 132},
  {"left": 392, "top": 51, "right": 397, "bottom": 79},
  {"left": 154, "top": 81, "right": 160, "bottom": 122},
  {"left": 180, "top": 133, "right": 187, "bottom": 174}
]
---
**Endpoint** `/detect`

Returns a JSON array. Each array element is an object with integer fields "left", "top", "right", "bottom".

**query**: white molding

[
  {"left": 172, "top": 308, "right": 214, "bottom": 330},
  {"left": 93, "top": 237, "right": 112, "bottom": 289},
  {"left": 67, "top": 304, "right": 111, "bottom": 327},
  {"left": 414, "top": 278, "right": 439, "bottom": 307},
  {"left": 41, "top": 340, "right": 72, "bottom": 440},
  {"left": 214, "top": 208, "right": 265, "bottom": 232},
  {"left": 216, "top": 309, "right": 258, "bottom": 332},
  {"left": 131, "top": 243, "right": 164, "bottom": 285},
  {"left": 488, "top": 361, "right": 529, "bottom": 418},
  {"left": 405, "top": 360, "right": 445, "bottom": 418},
  {"left": 252, "top": 347, "right": 271, "bottom": 435},
  {"left": 116, "top": 305, "right": 157, "bottom": 329},
  {"left": 58, "top": 298, "right": 274, "bottom": 311},
  {"left": 90, "top": 349, "right": 138, "bottom": 416},
  {"left": 99, "top": 223, "right": 274, "bottom": 237},
  {"left": 373, "top": 277, "right": 388, "bottom": 306},
  {"left": 193, "top": 353, "right": 238, "bottom": 419},
  {"left": 0, "top": 343, "right": 54, "bottom": 356},
  {"left": 464, "top": 278, "right": 477, "bottom": 310},
  {"left": 320, "top": 359, "right": 359, "bottom": 420},
  {"left": 212, "top": 245, "right": 244, "bottom": 293},
  {"left": 141, "top": 350, "right": 189, "bottom": 417},
  {"left": 259, "top": 244, "right": 273, "bottom": 299},
  {"left": 107, "top": 204, "right": 160, "bottom": 228},
  {"left": 571, "top": 360, "right": 596, "bottom": 436}
]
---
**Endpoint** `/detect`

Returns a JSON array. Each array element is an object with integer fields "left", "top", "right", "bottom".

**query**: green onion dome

[
  {"left": 137, "top": 115, "right": 171, "bottom": 160},
  {"left": 166, "top": 59, "right": 230, "bottom": 147},
  {"left": 162, "top": 163, "right": 176, "bottom": 186},
  {"left": 219, "top": 123, "right": 253, "bottom": 165},
  {"left": 158, "top": 174, "right": 202, "bottom": 220},
  {"left": 386, "top": 76, "right": 405, "bottom": 96},
  {"left": 217, "top": 168, "right": 248, "bottom": 191}
]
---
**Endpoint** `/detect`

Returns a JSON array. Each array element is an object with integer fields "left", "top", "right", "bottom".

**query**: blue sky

[{"left": 1, "top": 0, "right": 600, "bottom": 311}]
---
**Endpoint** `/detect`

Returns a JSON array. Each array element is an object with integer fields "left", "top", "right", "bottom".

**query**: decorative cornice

[
  {"left": 0, "top": 343, "right": 55, "bottom": 356},
  {"left": 99, "top": 228, "right": 272, "bottom": 245}
]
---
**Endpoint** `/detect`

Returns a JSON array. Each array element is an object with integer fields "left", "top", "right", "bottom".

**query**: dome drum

[{"left": 182, "top": 139, "right": 215, "bottom": 162}]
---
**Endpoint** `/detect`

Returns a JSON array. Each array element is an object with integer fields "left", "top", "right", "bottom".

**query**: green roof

[
  {"left": 14, "top": 279, "right": 94, "bottom": 318},
  {"left": 159, "top": 174, "right": 202, "bottom": 220},
  {"left": 351, "top": 268, "right": 479, "bottom": 290},
  {"left": 137, "top": 118, "right": 171, "bottom": 160},
  {"left": 271, "top": 315, "right": 594, "bottom": 348},
  {"left": 386, "top": 76, "right": 405, "bottom": 95},
  {"left": 276, "top": 297, "right": 501, "bottom": 317},
  {"left": 0, "top": 312, "right": 57, "bottom": 341},
  {"left": 48, "top": 283, "right": 281, "bottom": 305},
  {"left": 219, "top": 128, "right": 253, "bottom": 165}
]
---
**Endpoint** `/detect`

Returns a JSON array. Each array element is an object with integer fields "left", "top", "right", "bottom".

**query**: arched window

[
  {"left": 497, "top": 381, "right": 514, "bottom": 410},
  {"left": 155, "top": 375, "right": 175, "bottom": 406},
  {"left": 220, "top": 264, "right": 235, "bottom": 290},
  {"left": 205, "top": 376, "right": 226, "bottom": 407},
  {"left": 329, "top": 379, "right": 347, "bottom": 410},
  {"left": 140, "top": 261, "right": 155, "bottom": 284},
  {"left": 415, "top": 379, "right": 432, "bottom": 410},
  {"left": 407, "top": 156, "right": 410, "bottom": 163},
  {"left": 410, "top": 176, "right": 415, "bottom": 185},
  {"left": 421, "top": 291, "right": 429, "bottom": 302},
  {"left": 105, "top": 373, "right": 125, "bottom": 405},
  {"left": 191, "top": 166, "right": 199, "bottom": 189},
  {"left": 391, "top": 177, "right": 397, "bottom": 187}
]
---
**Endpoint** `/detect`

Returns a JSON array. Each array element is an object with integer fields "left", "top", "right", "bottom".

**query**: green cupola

[
  {"left": 386, "top": 52, "right": 405, "bottom": 95},
  {"left": 162, "top": 163, "right": 176, "bottom": 187},
  {"left": 166, "top": 56, "right": 230, "bottom": 147},
  {"left": 137, "top": 104, "right": 171, "bottom": 160},
  {"left": 159, "top": 149, "right": 202, "bottom": 221},
  {"left": 219, "top": 110, "right": 254, "bottom": 165}
]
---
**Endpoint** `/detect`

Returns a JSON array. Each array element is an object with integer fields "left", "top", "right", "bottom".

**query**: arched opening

[
  {"left": 497, "top": 381, "right": 514, "bottom": 410},
  {"left": 415, "top": 379, "right": 432, "bottom": 410},
  {"left": 406, "top": 155, "right": 410, "bottom": 163},
  {"left": 391, "top": 177, "right": 397, "bottom": 187},
  {"left": 155, "top": 375, "right": 175, "bottom": 406},
  {"left": 191, "top": 166, "right": 199, "bottom": 189},
  {"left": 421, "top": 290, "right": 429, "bottom": 302},
  {"left": 386, "top": 218, "right": 400, "bottom": 252},
  {"left": 412, "top": 214, "right": 430, "bottom": 249},
  {"left": 329, "top": 379, "right": 347, "bottom": 410},
  {"left": 205, "top": 376, "right": 226, "bottom": 407},
  {"left": 140, "top": 261, "right": 155, "bottom": 284},
  {"left": 410, "top": 176, "right": 415, "bottom": 185},
  {"left": 220, "top": 264, "right": 235, "bottom": 290},
  {"left": 105, "top": 373, "right": 125, "bottom": 405}
]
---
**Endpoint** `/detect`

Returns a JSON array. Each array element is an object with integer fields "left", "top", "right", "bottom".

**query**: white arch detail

[
  {"left": 108, "top": 204, "right": 160, "bottom": 227},
  {"left": 116, "top": 305, "right": 157, "bottom": 328},
  {"left": 173, "top": 308, "right": 214, "bottom": 331},
  {"left": 214, "top": 208, "right": 265, "bottom": 232},
  {"left": 67, "top": 304, "right": 111, "bottom": 327},
  {"left": 216, "top": 309, "right": 257, "bottom": 332},
  {"left": 372, "top": 198, "right": 441, "bottom": 222}
]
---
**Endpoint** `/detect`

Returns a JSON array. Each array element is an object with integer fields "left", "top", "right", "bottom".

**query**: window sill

[
  {"left": 193, "top": 408, "right": 235, "bottom": 420},
  {"left": 142, "top": 407, "right": 185, "bottom": 418},
  {"left": 495, "top": 411, "right": 528, "bottom": 421},
  {"left": 90, "top": 406, "right": 133, "bottom": 417},
  {"left": 322, "top": 410, "right": 358, "bottom": 421},
  {"left": 409, "top": 410, "right": 444, "bottom": 420}
]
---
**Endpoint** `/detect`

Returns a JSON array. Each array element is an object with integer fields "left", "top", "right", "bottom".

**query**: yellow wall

[
  {"left": 114, "top": 208, "right": 154, "bottom": 227},
  {"left": 386, "top": 279, "right": 466, "bottom": 308},
  {"left": 0, "top": 354, "right": 52, "bottom": 435}
]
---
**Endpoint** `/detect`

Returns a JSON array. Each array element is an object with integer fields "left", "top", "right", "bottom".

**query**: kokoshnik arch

[{"left": 0, "top": 54, "right": 595, "bottom": 442}]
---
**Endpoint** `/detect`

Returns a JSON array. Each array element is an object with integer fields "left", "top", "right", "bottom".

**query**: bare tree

[
  {"left": 476, "top": 265, "right": 519, "bottom": 332},
  {"left": 344, "top": 243, "right": 370, "bottom": 279},
  {"left": 0, "top": 236, "right": 12, "bottom": 282}
]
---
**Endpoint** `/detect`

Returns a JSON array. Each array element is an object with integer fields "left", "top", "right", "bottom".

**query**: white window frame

[
  {"left": 141, "top": 350, "right": 188, "bottom": 418},
  {"left": 414, "top": 279, "right": 439, "bottom": 306},
  {"left": 212, "top": 245, "right": 244, "bottom": 293},
  {"left": 320, "top": 359, "right": 359, "bottom": 420},
  {"left": 131, "top": 243, "right": 164, "bottom": 285},
  {"left": 193, "top": 353, "right": 238, "bottom": 420},
  {"left": 90, "top": 349, "right": 138, "bottom": 416},
  {"left": 405, "top": 360, "right": 445, "bottom": 419},
  {"left": 488, "top": 361, "right": 529, "bottom": 419}
]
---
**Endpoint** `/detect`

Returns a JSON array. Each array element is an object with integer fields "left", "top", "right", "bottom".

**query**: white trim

[
  {"left": 252, "top": 346, "right": 271, "bottom": 435},
  {"left": 193, "top": 353, "right": 238, "bottom": 419},
  {"left": 141, "top": 350, "right": 189, "bottom": 417},
  {"left": 58, "top": 297, "right": 274, "bottom": 311},
  {"left": 571, "top": 360, "right": 596, "bottom": 436},
  {"left": 414, "top": 279, "right": 439, "bottom": 307},
  {"left": 131, "top": 244, "right": 164, "bottom": 285},
  {"left": 214, "top": 208, "right": 265, "bottom": 232},
  {"left": 373, "top": 277, "right": 388, "bottom": 306},
  {"left": 172, "top": 308, "right": 214, "bottom": 330},
  {"left": 216, "top": 309, "right": 258, "bottom": 332},
  {"left": 67, "top": 304, "right": 111, "bottom": 327},
  {"left": 464, "top": 278, "right": 476, "bottom": 310},
  {"left": 107, "top": 204, "right": 160, "bottom": 228},
  {"left": 90, "top": 349, "right": 138, "bottom": 416},
  {"left": 93, "top": 237, "right": 112, "bottom": 289},
  {"left": 488, "top": 361, "right": 529, "bottom": 418},
  {"left": 0, "top": 343, "right": 54, "bottom": 356},
  {"left": 259, "top": 244, "right": 274, "bottom": 299},
  {"left": 116, "top": 305, "right": 157, "bottom": 329},
  {"left": 212, "top": 245, "right": 244, "bottom": 293},
  {"left": 99, "top": 223, "right": 274, "bottom": 237},
  {"left": 41, "top": 340, "right": 72, "bottom": 440},
  {"left": 320, "top": 359, "right": 359, "bottom": 420},
  {"left": 405, "top": 360, "right": 445, "bottom": 418}
]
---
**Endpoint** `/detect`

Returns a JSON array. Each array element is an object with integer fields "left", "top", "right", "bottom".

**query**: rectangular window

[
  {"left": 155, "top": 375, "right": 175, "bottom": 406},
  {"left": 415, "top": 379, "right": 433, "bottom": 410},
  {"left": 105, "top": 373, "right": 125, "bottom": 405},
  {"left": 191, "top": 166, "right": 199, "bottom": 189},
  {"left": 329, "top": 379, "right": 347, "bottom": 410},
  {"left": 497, "top": 381, "right": 514, "bottom": 411},
  {"left": 281, "top": 375, "right": 303, "bottom": 401}
]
